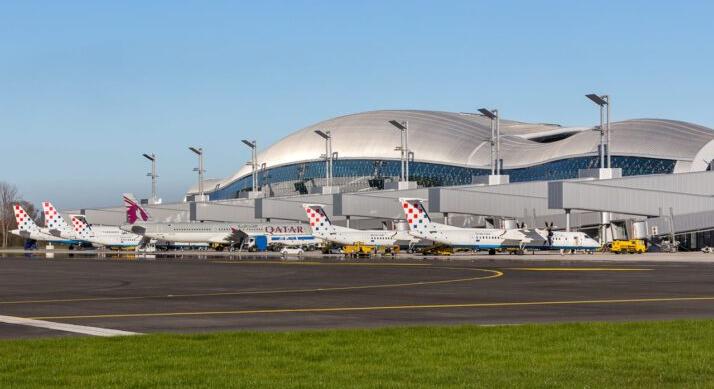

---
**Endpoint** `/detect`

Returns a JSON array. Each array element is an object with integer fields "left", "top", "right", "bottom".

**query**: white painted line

[{"left": 0, "top": 315, "right": 141, "bottom": 337}]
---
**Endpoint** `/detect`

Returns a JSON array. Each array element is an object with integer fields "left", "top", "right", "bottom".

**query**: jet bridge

[
  {"left": 428, "top": 185, "right": 548, "bottom": 220},
  {"left": 255, "top": 193, "right": 338, "bottom": 222},
  {"left": 548, "top": 171, "right": 714, "bottom": 217}
]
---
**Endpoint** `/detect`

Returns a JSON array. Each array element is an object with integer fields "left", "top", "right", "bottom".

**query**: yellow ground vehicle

[
  {"left": 609, "top": 239, "right": 646, "bottom": 254},
  {"left": 342, "top": 242, "right": 399, "bottom": 257}
]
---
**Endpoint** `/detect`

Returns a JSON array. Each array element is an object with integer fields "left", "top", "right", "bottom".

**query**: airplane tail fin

[
  {"left": 42, "top": 201, "right": 71, "bottom": 232},
  {"left": 399, "top": 198, "right": 441, "bottom": 235},
  {"left": 13, "top": 204, "right": 39, "bottom": 232},
  {"left": 70, "top": 215, "right": 94, "bottom": 239},
  {"left": 123, "top": 193, "right": 150, "bottom": 224},
  {"left": 303, "top": 204, "right": 336, "bottom": 235}
]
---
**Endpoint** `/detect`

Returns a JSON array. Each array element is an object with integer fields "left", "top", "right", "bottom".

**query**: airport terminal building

[
  {"left": 187, "top": 110, "right": 714, "bottom": 200},
  {"left": 75, "top": 109, "right": 714, "bottom": 251}
]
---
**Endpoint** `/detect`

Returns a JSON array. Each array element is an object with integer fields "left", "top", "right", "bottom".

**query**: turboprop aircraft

[{"left": 399, "top": 198, "right": 600, "bottom": 254}]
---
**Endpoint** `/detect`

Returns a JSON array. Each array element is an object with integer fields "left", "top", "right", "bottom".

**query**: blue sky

[{"left": 1, "top": 1, "right": 713, "bottom": 209}]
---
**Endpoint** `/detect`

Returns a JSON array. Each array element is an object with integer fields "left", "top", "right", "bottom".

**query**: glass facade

[{"left": 208, "top": 156, "right": 677, "bottom": 200}]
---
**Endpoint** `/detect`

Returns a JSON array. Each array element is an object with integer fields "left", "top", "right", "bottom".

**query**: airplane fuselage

[
  {"left": 85, "top": 225, "right": 144, "bottom": 248},
  {"left": 10, "top": 229, "right": 83, "bottom": 245},
  {"left": 317, "top": 228, "right": 418, "bottom": 247},
  {"left": 410, "top": 226, "right": 599, "bottom": 251},
  {"left": 124, "top": 222, "right": 316, "bottom": 246}
]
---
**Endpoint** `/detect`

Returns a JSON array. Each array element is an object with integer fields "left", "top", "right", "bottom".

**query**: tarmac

[{"left": 1, "top": 251, "right": 714, "bottom": 339}]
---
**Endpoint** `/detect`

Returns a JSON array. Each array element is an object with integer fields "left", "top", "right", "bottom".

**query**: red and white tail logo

[
  {"left": 14, "top": 204, "right": 39, "bottom": 232},
  {"left": 42, "top": 201, "right": 70, "bottom": 231},
  {"left": 302, "top": 204, "right": 334, "bottom": 234},
  {"left": 71, "top": 215, "right": 94, "bottom": 239},
  {"left": 399, "top": 198, "right": 432, "bottom": 233}
]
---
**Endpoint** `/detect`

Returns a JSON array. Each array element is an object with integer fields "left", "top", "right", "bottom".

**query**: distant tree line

[{"left": 0, "top": 181, "right": 39, "bottom": 248}]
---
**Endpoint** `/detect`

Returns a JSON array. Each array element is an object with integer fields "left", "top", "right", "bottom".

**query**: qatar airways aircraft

[
  {"left": 121, "top": 193, "right": 318, "bottom": 249},
  {"left": 302, "top": 204, "right": 420, "bottom": 248},
  {"left": 399, "top": 198, "right": 600, "bottom": 253}
]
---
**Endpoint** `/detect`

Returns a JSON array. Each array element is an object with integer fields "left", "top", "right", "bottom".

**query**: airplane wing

[
  {"left": 229, "top": 226, "right": 250, "bottom": 242},
  {"left": 137, "top": 236, "right": 152, "bottom": 249}
]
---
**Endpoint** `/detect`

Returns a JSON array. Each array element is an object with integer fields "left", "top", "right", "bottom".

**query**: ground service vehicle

[
  {"left": 342, "top": 242, "right": 399, "bottom": 257},
  {"left": 610, "top": 239, "right": 646, "bottom": 254},
  {"left": 281, "top": 247, "right": 304, "bottom": 257}
]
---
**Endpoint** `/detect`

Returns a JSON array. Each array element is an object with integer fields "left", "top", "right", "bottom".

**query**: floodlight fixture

[
  {"left": 388, "top": 120, "right": 407, "bottom": 131},
  {"left": 314, "top": 129, "right": 330, "bottom": 139},
  {"left": 586, "top": 93, "right": 608, "bottom": 106},
  {"left": 242, "top": 139, "right": 258, "bottom": 192},
  {"left": 388, "top": 120, "right": 410, "bottom": 181},
  {"left": 477, "top": 108, "right": 497, "bottom": 120},
  {"left": 142, "top": 153, "right": 158, "bottom": 203},
  {"left": 313, "top": 130, "right": 334, "bottom": 187},
  {"left": 585, "top": 93, "right": 611, "bottom": 168},
  {"left": 188, "top": 147, "right": 205, "bottom": 201},
  {"left": 241, "top": 139, "right": 256, "bottom": 149}
]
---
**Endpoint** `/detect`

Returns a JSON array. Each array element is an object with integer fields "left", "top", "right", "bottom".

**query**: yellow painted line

[
  {"left": 210, "top": 261, "right": 430, "bottom": 267},
  {"left": 29, "top": 295, "right": 714, "bottom": 321},
  {"left": 0, "top": 268, "right": 502, "bottom": 305},
  {"left": 509, "top": 267, "right": 652, "bottom": 272}
]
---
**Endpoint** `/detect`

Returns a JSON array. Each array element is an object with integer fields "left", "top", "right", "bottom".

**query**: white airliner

[
  {"left": 10, "top": 204, "right": 82, "bottom": 246},
  {"left": 302, "top": 204, "right": 419, "bottom": 248},
  {"left": 121, "top": 193, "right": 319, "bottom": 249},
  {"left": 399, "top": 198, "right": 600, "bottom": 253},
  {"left": 41, "top": 201, "right": 84, "bottom": 241},
  {"left": 70, "top": 215, "right": 144, "bottom": 249}
]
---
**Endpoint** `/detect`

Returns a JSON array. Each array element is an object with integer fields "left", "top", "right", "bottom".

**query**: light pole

[
  {"left": 586, "top": 93, "right": 611, "bottom": 168},
  {"left": 142, "top": 153, "right": 158, "bottom": 204},
  {"left": 388, "top": 120, "right": 409, "bottom": 182},
  {"left": 478, "top": 108, "right": 500, "bottom": 174},
  {"left": 314, "top": 130, "right": 333, "bottom": 187},
  {"left": 241, "top": 139, "right": 258, "bottom": 192},
  {"left": 188, "top": 147, "right": 205, "bottom": 201}
]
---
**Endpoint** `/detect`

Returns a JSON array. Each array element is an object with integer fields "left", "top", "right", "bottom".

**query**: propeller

[{"left": 545, "top": 222, "right": 554, "bottom": 245}]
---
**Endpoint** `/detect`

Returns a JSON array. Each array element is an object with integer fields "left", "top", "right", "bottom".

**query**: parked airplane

[
  {"left": 302, "top": 204, "right": 419, "bottom": 248},
  {"left": 10, "top": 204, "right": 82, "bottom": 246},
  {"left": 399, "top": 198, "right": 600, "bottom": 253},
  {"left": 42, "top": 201, "right": 82, "bottom": 241},
  {"left": 70, "top": 215, "right": 144, "bottom": 249},
  {"left": 121, "top": 193, "right": 318, "bottom": 249}
]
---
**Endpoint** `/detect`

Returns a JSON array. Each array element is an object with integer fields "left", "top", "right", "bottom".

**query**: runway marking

[
  {"left": 0, "top": 267, "right": 503, "bottom": 305},
  {"left": 210, "top": 261, "right": 430, "bottom": 267},
  {"left": 0, "top": 315, "right": 140, "bottom": 336},
  {"left": 509, "top": 267, "right": 652, "bottom": 271},
  {"left": 28, "top": 295, "right": 714, "bottom": 321}
]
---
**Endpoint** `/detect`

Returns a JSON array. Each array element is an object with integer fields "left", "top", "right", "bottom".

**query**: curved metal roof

[{"left": 190, "top": 110, "right": 714, "bottom": 194}]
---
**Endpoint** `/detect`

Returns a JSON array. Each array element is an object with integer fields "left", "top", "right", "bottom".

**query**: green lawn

[{"left": 1, "top": 320, "right": 713, "bottom": 388}]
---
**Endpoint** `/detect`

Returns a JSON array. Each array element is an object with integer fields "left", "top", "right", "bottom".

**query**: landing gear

[{"left": 488, "top": 248, "right": 496, "bottom": 255}]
